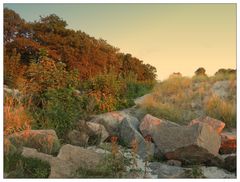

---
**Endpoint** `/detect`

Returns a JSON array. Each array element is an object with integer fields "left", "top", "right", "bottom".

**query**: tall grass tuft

[{"left": 4, "top": 96, "right": 32, "bottom": 136}]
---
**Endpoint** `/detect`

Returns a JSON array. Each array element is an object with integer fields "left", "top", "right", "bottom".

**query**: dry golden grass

[
  {"left": 140, "top": 75, "right": 236, "bottom": 127},
  {"left": 204, "top": 94, "right": 236, "bottom": 128},
  {"left": 4, "top": 96, "right": 32, "bottom": 136}
]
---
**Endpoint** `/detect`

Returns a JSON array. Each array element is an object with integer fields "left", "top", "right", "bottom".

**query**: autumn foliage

[
  {"left": 4, "top": 8, "right": 157, "bottom": 84},
  {"left": 4, "top": 8, "right": 156, "bottom": 139}
]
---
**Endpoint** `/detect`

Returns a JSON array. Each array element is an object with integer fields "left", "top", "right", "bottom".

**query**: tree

[{"left": 195, "top": 67, "right": 206, "bottom": 76}]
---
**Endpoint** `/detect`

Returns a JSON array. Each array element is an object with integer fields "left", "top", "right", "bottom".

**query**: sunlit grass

[
  {"left": 140, "top": 75, "right": 236, "bottom": 127},
  {"left": 4, "top": 96, "right": 32, "bottom": 136},
  {"left": 204, "top": 94, "right": 236, "bottom": 128}
]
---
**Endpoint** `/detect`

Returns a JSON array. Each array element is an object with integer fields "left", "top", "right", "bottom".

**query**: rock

[
  {"left": 86, "top": 122, "right": 109, "bottom": 144},
  {"left": 211, "top": 80, "right": 230, "bottom": 99},
  {"left": 140, "top": 114, "right": 179, "bottom": 137},
  {"left": 223, "top": 154, "right": 236, "bottom": 173},
  {"left": 67, "top": 130, "right": 89, "bottom": 147},
  {"left": 134, "top": 93, "right": 152, "bottom": 105},
  {"left": 220, "top": 130, "right": 236, "bottom": 154},
  {"left": 22, "top": 144, "right": 104, "bottom": 178},
  {"left": 57, "top": 144, "right": 103, "bottom": 168},
  {"left": 166, "top": 160, "right": 182, "bottom": 167},
  {"left": 201, "top": 166, "right": 235, "bottom": 178},
  {"left": 90, "top": 111, "right": 128, "bottom": 136},
  {"left": 189, "top": 116, "right": 225, "bottom": 134},
  {"left": 149, "top": 162, "right": 191, "bottom": 178},
  {"left": 7, "top": 129, "right": 60, "bottom": 155},
  {"left": 119, "top": 116, "right": 154, "bottom": 159},
  {"left": 152, "top": 123, "right": 221, "bottom": 164},
  {"left": 4, "top": 87, "right": 21, "bottom": 99},
  {"left": 68, "top": 120, "right": 109, "bottom": 146}
]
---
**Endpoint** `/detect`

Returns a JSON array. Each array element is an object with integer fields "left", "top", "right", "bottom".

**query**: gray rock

[
  {"left": 119, "top": 116, "right": 154, "bottom": 159},
  {"left": 201, "top": 166, "right": 235, "bottom": 178},
  {"left": 22, "top": 144, "right": 104, "bottom": 178},
  {"left": 7, "top": 129, "right": 60, "bottom": 155},
  {"left": 140, "top": 114, "right": 179, "bottom": 137},
  {"left": 152, "top": 123, "right": 221, "bottom": 164},
  {"left": 86, "top": 122, "right": 109, "bottom": 144},
  {"left": 189, "top": 116, "right": 225, "bottom": 134},
  {"left": 166, "top": 160, "right": 182, "bottom": 167},
  {"left": 149, "top": 162, "right": 190, "bottom": 178},
  {"left": 67, "top": 130, "right": 89, "bottom": 147},
  {"left": 90, "top": 111, "right": 128, "bottom": 136}
]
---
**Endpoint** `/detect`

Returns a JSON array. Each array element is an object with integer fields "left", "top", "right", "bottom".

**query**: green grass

[
  {"left": 4, "top": 153, "right": 50, "bottom": 178},
  {"left": 75, "top": 153, "right": 127, "bottom": 178}
]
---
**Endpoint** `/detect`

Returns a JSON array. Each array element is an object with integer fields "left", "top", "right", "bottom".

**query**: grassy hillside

[{"left": 139, "top": 71, "right": 236, "bottom": 128}]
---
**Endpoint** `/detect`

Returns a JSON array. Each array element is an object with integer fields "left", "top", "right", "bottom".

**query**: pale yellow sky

[{"left": 6, "top": 4, "right": 236, "bottom": 80}]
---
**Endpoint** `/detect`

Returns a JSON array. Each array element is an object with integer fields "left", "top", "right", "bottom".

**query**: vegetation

[
  {"left": 4, "top": 95, "right": 32, "bottom": 136},
  {"left": 141, "top": 70, "right": 236, "bottom": 127},
  {"left": 4, "top": 8, "right": 156, "bottom": 141},
  {"left": 4, "top": 153, "right": 50, "bottom": 178}
]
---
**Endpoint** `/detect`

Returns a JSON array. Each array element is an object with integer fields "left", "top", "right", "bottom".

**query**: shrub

[
  {"left": 194, "top": 67, "right": 206, "bottom": 76},
  {"left": 30, "top": 88, "right": 84, "bottom": 138},
  {"left": 82, "top": 70, "right": 124, "bottom": 113},
  {"left": 23, "top": 58, "right": 79, "bottom": 97}
]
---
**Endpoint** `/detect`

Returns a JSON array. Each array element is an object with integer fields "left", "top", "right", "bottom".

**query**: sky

[{"left": 4, "top": 3, "right": 236, "bottom": 80}]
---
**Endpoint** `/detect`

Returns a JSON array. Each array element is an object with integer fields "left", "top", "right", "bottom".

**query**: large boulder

[
  {"left": 140, "top": 114, "right": 179, "bottom": 137},
  {"left": 68, "top": 120, "right": 109, "bottom": 147},
  {"left": 86, "top": 122, "right": 109, "bottom": 144},
  {"left": 219, "top": 130, "right": 236, "bottom": 154},
  {"left": 22, "top": 144, "right": 104, "bottom": 178},
  {"left": 7, "top": 129, "right": 60, "bottom": 155},
  {"left": 57, "top": 144, "right": 103, "bottom": 168},
  {"left": 189, "top": 116, "right": 225, "bottom": 134},
  {"left": 67, "top": 130, "right": 89, "bottom": 147},
  {"left": 90, "top": 111, "right": 128, "bottom": 136},
  {"left": 152, "top": 123, "right": 221, "bottom": 164},
  {"left": 119, "top": 116, "right": 154, "bottom": 159}
]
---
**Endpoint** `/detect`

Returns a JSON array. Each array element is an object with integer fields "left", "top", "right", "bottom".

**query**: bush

[
  {"left": 24, "top": 58, "right": 79, "bottom": 97},
  {"left": 30, "top": 88, "right": 84, "bottom": 138},
  {"left": 83, "top": 71, "right": 124, "bottom": 113},
  {"left": 81, "top": 71, "right": 155, "bottom": 113}
]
